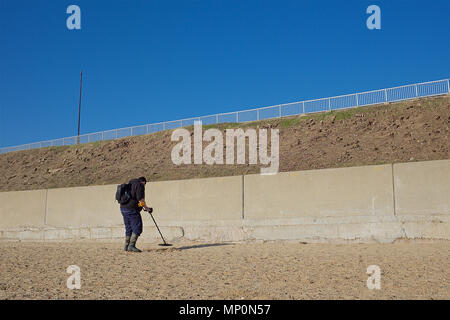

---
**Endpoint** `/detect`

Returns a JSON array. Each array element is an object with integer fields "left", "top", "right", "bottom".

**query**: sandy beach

[{"left": 0, "top": 240, "right": 448, "bottom": 300}]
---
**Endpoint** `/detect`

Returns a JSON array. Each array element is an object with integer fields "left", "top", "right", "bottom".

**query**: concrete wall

[
  {"left": 394, "top": 160, "right": 450, "bottom": 216},
  {"left": 1, "top": 159, "right": 449, "bottom": 243},
  {"left": 244, "top": 164, "right": 394, "bottom": 220},
  {"left": 243, "top": 164, "right": 400, "bottom": 242},
  {"left": 0, "top": 189, "right": 47, "bottom": 229},
  {"left": 46, "top": 185, "right": 122, "bottom": 228},
  {"left": 392, "top": 159, "right": 450, "bottom": 240},
  {"left": 148, "top": 175, "right": 242, "bottom": 223}
]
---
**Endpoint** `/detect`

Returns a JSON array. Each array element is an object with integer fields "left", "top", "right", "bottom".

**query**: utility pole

[{"left": 77, "top": 71, "right": 83, "bottom": 144}]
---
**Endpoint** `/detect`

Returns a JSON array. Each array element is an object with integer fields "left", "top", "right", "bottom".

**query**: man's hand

[
  {"left": 144, "top": 207, "right": 153, "bottom": 213},
  {"left": 138, "top": 199, "right": 152, "bottom": 213}
]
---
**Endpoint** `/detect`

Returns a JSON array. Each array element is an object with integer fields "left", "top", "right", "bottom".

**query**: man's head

[{"left": 138, "top": 176, "right": 147, "bottom": 185}]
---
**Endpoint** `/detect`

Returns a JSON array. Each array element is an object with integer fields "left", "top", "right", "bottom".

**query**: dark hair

[{"left": 138, "top": 176, "right": 147, "bottom": 183}]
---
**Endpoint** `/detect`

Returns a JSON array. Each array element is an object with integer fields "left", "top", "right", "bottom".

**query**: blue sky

[{"left": 0, "top": 0, "right": 449, "bottom": 147}]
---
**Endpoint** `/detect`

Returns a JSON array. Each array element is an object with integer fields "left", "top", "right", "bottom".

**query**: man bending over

[{"left": 120, "top": 176, "right": 151, "bottom": 252}]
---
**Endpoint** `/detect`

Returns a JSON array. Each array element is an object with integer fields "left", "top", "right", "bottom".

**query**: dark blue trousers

[{"left": 120, "top": 207, "right": 143, "bottom": 237}]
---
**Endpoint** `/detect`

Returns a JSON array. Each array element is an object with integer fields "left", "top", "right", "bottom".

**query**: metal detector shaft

[{"left": 147, "top": 210, "right": 168, "bottom": 245}]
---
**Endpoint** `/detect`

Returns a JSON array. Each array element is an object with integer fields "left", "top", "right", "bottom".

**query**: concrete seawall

[{"left": 1, "top": 159, "right": 449, "bottom": 243}]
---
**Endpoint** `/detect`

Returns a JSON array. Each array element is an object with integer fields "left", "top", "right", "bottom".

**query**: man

[{"left": 120, "top": 176, "right": 151, "bottom": 252}]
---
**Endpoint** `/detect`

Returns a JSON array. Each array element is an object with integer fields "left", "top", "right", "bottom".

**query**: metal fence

[{"left": 1, "top": 78, "right": 449, "bottom": 154}]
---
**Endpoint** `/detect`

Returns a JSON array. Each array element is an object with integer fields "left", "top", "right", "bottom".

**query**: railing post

[
  {"left": 116, "top": 129, "right": 118, "bottom": 139},
  {"left": 257, "top": 109, "right": 259, "bottom": 121},
  {"left": 279, "top": 105, "right": 282, "bottom": 118},
  {"left": 415, "top": 84, "right": 418, "bottom": 97},
  {"left": 102, "top": 131, "right": 104, "bottom": 141},
  {"left": 147, "top": 124, "right": 150, "bottom": 134},
  {"left": 355, "top": 93, "right": 359, "bottom": 106},
  {"left": 384, "top": 89, "right": 388, "bottom": 102},
  {"left": 447, "top": 79, "right": 450, "bottom": 93},
  {"left": 236, "top": 112, "right": 239, "bottom": 123},
  {"left": 163, "top": 122, "right": 166, "bottom": 131},
  {"left": 216, "top": 114, "right": 219, "bottom": 124},
  {"left": 328, "top": 98, "right": 331, "bottom": 111},
  {"left": 302, "top": 101, "right": 305, "bottom": 114},
  {"left": 131, "top": 127, "right": 133, "bottom": 136}
]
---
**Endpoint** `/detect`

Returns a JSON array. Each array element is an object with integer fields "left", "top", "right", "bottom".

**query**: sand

[{"left": 0, "top": 240, "right": 448, "bottom": 300}]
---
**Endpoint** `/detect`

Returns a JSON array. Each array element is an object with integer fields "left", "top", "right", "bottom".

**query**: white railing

[{"left": 1, "top": 78, "right": 449, "bottom": 154}]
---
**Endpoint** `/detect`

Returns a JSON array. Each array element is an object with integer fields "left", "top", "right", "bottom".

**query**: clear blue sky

[{"left": 0, "top": 0, "right": 449, "bottom": 147}]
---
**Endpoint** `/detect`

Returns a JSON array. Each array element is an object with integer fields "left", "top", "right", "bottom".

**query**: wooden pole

[{"left": 77, "top": 71, "right": 83, "bottom": 144}]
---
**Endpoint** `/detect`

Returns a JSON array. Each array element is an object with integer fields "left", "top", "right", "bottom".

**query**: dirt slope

[{"left": 0, "top": 95, "right": 449, "bottom": 192}]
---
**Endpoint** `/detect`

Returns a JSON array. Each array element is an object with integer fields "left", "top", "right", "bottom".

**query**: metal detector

[{"left": 144, "top": 208, "right": 172, "bottom": 246}]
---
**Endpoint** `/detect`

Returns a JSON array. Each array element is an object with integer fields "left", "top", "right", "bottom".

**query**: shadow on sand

[
  {"left": 176, "top": 243, "right": 234, "bottom": 251},
  {"left": 142, "top": 242, "right": 234, "bottom": 252}
]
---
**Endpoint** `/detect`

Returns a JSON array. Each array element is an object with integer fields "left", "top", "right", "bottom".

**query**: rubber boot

[
  {"left": 124, "top": 236, "right": 131, "bottom": 251},
  {"left": 127, "top": 233, "right": 142, "bottom": 252}
]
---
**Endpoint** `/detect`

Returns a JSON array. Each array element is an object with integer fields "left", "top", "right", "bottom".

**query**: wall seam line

[
  {"left": 391, "top": 163, "right": 397, "bottom": 217},
  {"left": 242, "top": 175, "right": 245, "bottom": 220},
  {"left": 44, "top": 189, "right": 48, "bottom": 225},
  {"left": 392, "top": 163, "right": 407, "bottom": 238}
]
